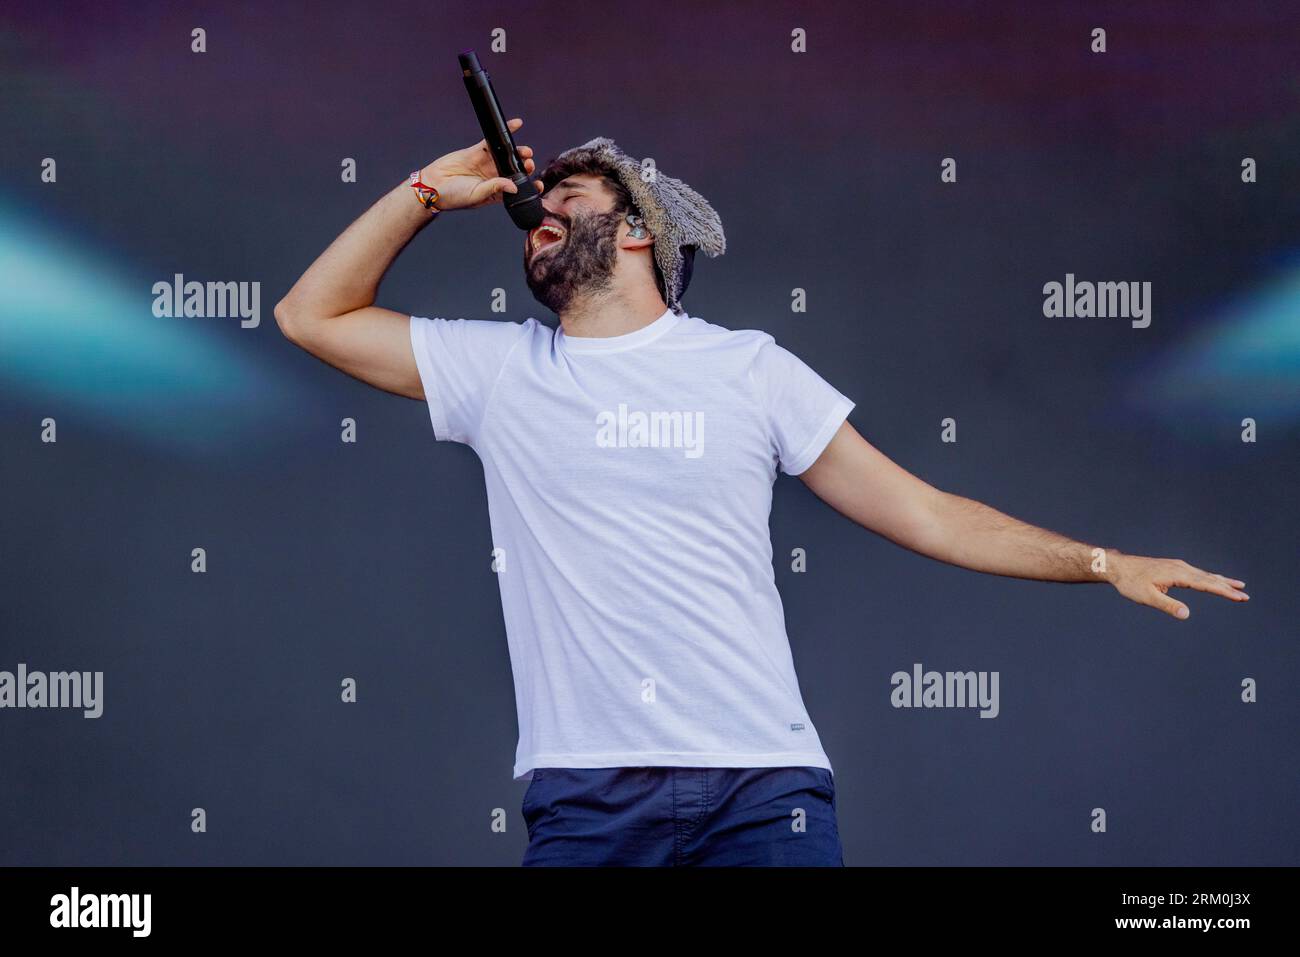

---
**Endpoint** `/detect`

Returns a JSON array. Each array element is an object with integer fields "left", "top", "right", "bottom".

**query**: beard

[{"left": 524, "top": 207, "right": 623, "bottom": 314}]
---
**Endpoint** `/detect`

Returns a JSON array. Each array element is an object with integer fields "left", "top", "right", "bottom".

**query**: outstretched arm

[{"left": 798, "top": 421, "right": 1249, "bottom": 620}]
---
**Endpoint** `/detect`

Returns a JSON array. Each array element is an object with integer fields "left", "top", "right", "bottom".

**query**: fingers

[
  {"left": 517, "top": 146, "right": 537, "bottom": 181},
  {"left": 470, "top": 178, "right": 516, "bottom": 206},
  {"left": 476, "top": 117, "right": 524, "bottom": 155},
  {"left": 1166, "top": 563, "right": 1249, "bottom": 601},
  {"left": 1147, "top": 588, "right": 1191, "bottom": 620},
  {"left": 1200, "top": 567, "right": 1248, "bottom": 588},
  {"left": 1190, "top": 575, "right": 1249, "bottom": 601},
  {"left": 471, "top": 120, "right": 535, "bottom": 185},
  {"left": 513, "top": 145, "right": 543, "bottom": 192},
  {"left": 1119, "top": 556, "right": 1251, "bottom": 620},
  {"left": 497, "top": 136, "right": 539, "bottom": 182}
]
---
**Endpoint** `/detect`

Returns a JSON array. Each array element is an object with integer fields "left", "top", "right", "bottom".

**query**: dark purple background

[{"left": 1, "top": 0, "right": 1297, "bottom": 865}]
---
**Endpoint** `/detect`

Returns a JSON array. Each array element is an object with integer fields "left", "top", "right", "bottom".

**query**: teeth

[{"left": 531, "top": 225, "right": 566, "bottom": 252}]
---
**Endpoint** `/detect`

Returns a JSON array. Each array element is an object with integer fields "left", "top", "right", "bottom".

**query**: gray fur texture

[{"left": 549, "top": 137, "right": 726, "bottom": 314}]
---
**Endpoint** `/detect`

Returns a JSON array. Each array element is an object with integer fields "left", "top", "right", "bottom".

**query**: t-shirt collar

[{"left": 556, "top": 306, "right": 681, "bottom": 355}]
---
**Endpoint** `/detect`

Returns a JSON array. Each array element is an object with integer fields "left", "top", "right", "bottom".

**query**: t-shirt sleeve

[
  {"left": 750, "top": 337, "right": 856, "bottom": 476},
  {"left": 408, "top": 315, "right": 530, "bottom": 445}
]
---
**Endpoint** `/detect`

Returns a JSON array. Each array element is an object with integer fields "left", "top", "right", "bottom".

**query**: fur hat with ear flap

[{"left": 546, "top": 137, "right": 726, "bottom": 315}]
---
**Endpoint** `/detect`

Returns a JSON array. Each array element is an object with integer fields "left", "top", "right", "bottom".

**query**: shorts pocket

[
  {"left": 810, "top": 767, "right": 835, "bottom": 805},
  {"left": 523, "top": 769, "right": 552, "bottom": 833},
  {"left": 522, "top": 768, "right": 546, "bottom": 809}
]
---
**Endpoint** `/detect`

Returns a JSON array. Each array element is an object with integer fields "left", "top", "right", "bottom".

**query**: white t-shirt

[{"left": 409, "top": 306, "right": 855, "bottom": 779}]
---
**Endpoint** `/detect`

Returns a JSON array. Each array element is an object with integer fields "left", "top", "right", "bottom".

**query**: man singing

[{"left": 275, "top": 118, "right": 1248, "bottom": 866}]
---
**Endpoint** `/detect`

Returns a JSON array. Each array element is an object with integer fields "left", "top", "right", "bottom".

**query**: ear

[
  {"left": 622, "top": 232, "right": 655, "bottom": 252},
  {"left": 620, "top": 215, "right": 655, "bottom": 252}
]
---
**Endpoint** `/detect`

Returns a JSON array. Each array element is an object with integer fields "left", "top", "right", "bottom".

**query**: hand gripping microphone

[{"left": 459, "top": 50, "right": 544, "bottom": 231}]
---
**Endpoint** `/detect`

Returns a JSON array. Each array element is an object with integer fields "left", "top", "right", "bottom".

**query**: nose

[{"left": 541, "top": 194, "right": 562, "bottom": 217}]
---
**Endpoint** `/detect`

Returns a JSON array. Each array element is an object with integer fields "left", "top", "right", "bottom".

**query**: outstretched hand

[{"left": 1106, "top": 553, "right": 1248, "bottom": 620}]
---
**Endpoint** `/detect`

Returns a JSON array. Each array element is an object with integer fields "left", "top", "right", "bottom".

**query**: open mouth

[{"left": 529, "top": 223, "right": 567, "bottom": 258}]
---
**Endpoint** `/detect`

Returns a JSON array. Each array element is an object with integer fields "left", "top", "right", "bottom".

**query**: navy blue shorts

[{"left": 521, "top": 766, "right": 844, "bottom": 866}]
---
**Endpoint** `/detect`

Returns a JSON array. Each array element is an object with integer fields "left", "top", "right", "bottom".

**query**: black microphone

[{"left": 459, "top": 50, "right": 544, "bottom": 231}]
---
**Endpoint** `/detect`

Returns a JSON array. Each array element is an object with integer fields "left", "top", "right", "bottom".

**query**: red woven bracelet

[{"left": 408, "top": 171, "right": 441, "bottom": 212}]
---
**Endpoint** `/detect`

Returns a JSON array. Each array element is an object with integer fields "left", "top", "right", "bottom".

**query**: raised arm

[
  {"left": 798, "top": 420, "right": 1249, "bottom": 620},
  {"left": 273, "top": 117, "right": 543, "bottom": 399}
]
